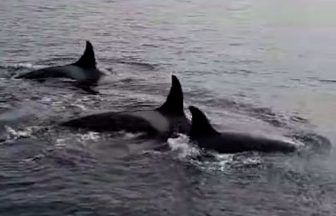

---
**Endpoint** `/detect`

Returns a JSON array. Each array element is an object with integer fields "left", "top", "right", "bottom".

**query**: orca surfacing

[
  {"left": 62, "top": 75, "right": 190, "bottom": 139},
  {"left": 16, "top": 41, "right": 103, "bottom": 94},
  {"left": 189, "top": 106, "right": 296, "bottom": 153}
]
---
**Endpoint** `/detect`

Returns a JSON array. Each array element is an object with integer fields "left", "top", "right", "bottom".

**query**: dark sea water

[{"left": 1, "top": 0, "right": 336, "bottom": 215}]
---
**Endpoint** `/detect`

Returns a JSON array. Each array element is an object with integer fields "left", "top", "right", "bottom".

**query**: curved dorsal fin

[
  {"left": 189, "top": 106, "right": 220, "bottom": 138},
  {"left": 156, "top": 75, "right": 185, "bottom": 116},
  {"left": 73, "top": 41, "right": 96, "bottom": 68}
]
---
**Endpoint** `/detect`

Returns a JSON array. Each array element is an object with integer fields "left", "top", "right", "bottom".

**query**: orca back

[
  {"left": 62, "top": 75, "right": 190, "bottom": 137},
  {"left": 189, "top": 106, "right": 296, "bottom": 153}
]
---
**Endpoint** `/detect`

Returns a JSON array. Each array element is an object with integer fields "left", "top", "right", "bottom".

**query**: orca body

[
  {"left": 62, "top": 75, "right": 190, "bottom": 139},
  {"left": 16, "top": 41, "right": 103, "bottom": 93},
  {"left": 189, "top": 106, "right": 296, "bottom": 153}
]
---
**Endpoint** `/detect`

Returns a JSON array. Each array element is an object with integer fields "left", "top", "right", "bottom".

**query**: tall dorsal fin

[
  {"left": 73, "top": 41, "right": 96, "bottom": 68},
  {"left": 189, "top": 106, "right": 220, "bottom": 138},
  {"left": 156, "top": 75, "right": 185, "bottom": 116}
]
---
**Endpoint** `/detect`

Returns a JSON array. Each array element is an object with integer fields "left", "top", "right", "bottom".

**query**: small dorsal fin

[
  {"left": 73, "top": 41, "right": 96, "bottom": 68},
  {"left": 156, "top": 75, "right": 185, "bottom": 116},
  {"left": 189, "top": 106, "right": 220, "bottom": 138}
]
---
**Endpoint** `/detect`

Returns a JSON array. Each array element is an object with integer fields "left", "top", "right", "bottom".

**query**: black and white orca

[
  {"left": 62, "top": 75, "right": 190, "bottom": 139},
  {"left": 16, "top": 41, "right": 103, "bottom": 94},
  {"left": 188, "top": 106, "right": 297, "bottom": 153}
]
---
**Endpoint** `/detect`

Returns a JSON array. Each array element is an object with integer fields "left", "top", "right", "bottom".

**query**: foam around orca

[
  {"left": 188, "top": 106, "right": 297, "bottom": 153},
  {"left": 62, "top": 75, "right": 190, "bottom": 139},
  {"left": 16, "top": 41, "right": 103, "bottom": 94}
]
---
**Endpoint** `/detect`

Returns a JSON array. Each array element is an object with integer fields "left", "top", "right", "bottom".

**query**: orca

[
  {"left": 16, "top": 41, "right": 103, "bottom": 94},
  {"left": 61, "top": 75, "right": 190, "bottom": 139},
  {"left": 188, "top": 106, "right": 297, "bottom": 153}
]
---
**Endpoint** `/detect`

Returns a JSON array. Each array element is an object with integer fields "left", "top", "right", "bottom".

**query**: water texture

[{"left": 0, "top": 0, "right": 335, "bottom": 215}]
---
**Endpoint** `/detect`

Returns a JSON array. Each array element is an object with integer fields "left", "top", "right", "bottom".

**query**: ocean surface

[{"left": 0, "top": 0, "right": 336, "bottom": 215}]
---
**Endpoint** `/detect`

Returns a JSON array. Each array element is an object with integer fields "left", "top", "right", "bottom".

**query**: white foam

[
  {"left": 13, "top": 63, "right": 45, "bottom": 69},
  {"left": 167, "top": 134, "right": 201, "bottom": 158},
  {"left": 55, "top": 131, "right": 101, "bottom": 148},
  {"left": 80, "top": 131, "right": 100, "bottom": 141},
  {"left": 55, "top": 138, "right": 68, "bottom": 147},
  {"left": 4, "top": 126, "right": 37, "bottom": 140}
]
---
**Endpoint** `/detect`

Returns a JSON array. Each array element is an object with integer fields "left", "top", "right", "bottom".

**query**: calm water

[{"left": 1, "top": 0, "right": 336, "bottom": 215}]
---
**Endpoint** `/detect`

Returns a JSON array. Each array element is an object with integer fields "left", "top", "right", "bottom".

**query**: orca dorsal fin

[
  {"left": 156, "top": 75, "right": 185, "bottom": 116},
  {"left": 189, "top": 106, "right": 220, "bottom": 138},
  {"left": 73, "top": 41, "right": 96, "bottom": 68}
]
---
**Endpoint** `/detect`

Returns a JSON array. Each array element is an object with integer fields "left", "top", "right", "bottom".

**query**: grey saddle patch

[
  {"left": 61, "top": 65, "right": 99, "bottom": 82},
  {"left": 129, "top": 110, "right": 170, "bottom": 133}
]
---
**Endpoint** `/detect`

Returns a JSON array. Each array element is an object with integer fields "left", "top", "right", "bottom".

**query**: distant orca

[
  {"left": 188, "top": 106, "right": 296, "bottom": 153},
  {"left": 62, "top": 75, "right": 190, "bottom": 139},
  {"left": 16, "top": 41, "right": 103, "bottom": 94}
]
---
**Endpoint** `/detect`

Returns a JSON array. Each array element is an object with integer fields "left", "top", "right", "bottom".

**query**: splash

[
  {"left": 3, "top": 125, "right": 40, "bottom": 142},
  {"left": 115, "top": 130, "right": 147, "bottom": 139},
  {"left": 167, "top": 134, "right": 201, "bottom": 158},
  {"left": 195, "top": 152, "right": 263, "bottom": 172},
  {"left": 0, "top": 63, "right": 45, "bottom": 72},
  {"left": 55, "top": 131, "right": 101, "bottom": 147}
]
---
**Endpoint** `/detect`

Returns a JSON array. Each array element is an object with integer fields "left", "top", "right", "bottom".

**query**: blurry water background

[{"left": 0, "top": 0, "right": 335, "bottom": 215}]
